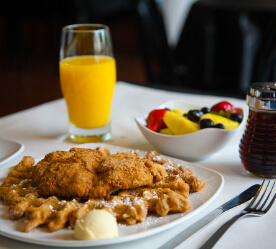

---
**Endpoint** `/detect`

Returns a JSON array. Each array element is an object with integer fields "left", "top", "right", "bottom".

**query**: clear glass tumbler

[{"left": 59, "top": 24, "right": 116, "bottom": 143}]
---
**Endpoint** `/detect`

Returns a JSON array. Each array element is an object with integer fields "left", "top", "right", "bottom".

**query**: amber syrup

[{"left": 239, "top": 108, "right": 276, "bottom": 178}]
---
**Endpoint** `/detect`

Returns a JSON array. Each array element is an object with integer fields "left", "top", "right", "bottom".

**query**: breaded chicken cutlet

[
  {"left": 89, "top": 151, "right": 166, "bottom": 198},
  {"left": 33, "top": 147, "right": 111, "bottom": 198},
  {"left": 33, "top": 147, "right": 166, "bottom": 199}
]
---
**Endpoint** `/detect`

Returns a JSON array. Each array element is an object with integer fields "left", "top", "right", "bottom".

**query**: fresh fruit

[
  {"left": 201, "top": 107, "right": 210, "bottom": 114},
  {"left": 210, "top": 101, "right": 237, "bottom": 116},
  {"left": 159, "top": 128, "right": 174, "bottom": 135},
  {"left": 235, "top": 108, "right": 243, "bottom": 116},
  {"left": 200, "top": 119, "right": 214, "bottom": 129},
  {"left": 200, "top": 113, "right": 239, "bottom": 129},
  {"left": 230, "top": 113, "right": 243, "bottom": 123},
  {"left": 144, "top": 100, "right": 241, "bottom": 135},
  {"left": 163, "top": 111, "right": 199, "bottom": 135},
  {"left": 146, "top": 109, "right": 168, "bottom": 132},
  {"left": 187, "top": 110, "right": 203, "bottom": 122},
  {"left": 172, "top": 109, "right": 188, "bottom": 116},
  {"left": 214, "top": 123, "right": 225, "bottom": 129}
]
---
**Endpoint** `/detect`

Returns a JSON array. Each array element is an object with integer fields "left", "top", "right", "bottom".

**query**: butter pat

[{"left": 74, "top": 209, "right": 118, "bottom": 240}]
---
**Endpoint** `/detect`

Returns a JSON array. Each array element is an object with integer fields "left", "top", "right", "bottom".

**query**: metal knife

[{"left": 158, "top": 184, "right": 260, "bottom": 249}]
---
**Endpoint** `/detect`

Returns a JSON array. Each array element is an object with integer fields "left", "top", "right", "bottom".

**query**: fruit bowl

[{"left": 135, "top": 99, "right": 246, "bottom": 161}]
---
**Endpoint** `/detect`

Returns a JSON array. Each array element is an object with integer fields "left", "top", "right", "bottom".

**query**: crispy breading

[
  {"left": 33, "top": 147, "right": 110, "bottom": 198},
  {"left": 33, "top": 148, "right": 166, "bottom": 199},
  {"left": 89, "top": 152, "right": 167, "bottom": 198}
]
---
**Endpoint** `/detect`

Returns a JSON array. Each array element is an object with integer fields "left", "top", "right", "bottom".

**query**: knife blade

[{"left": 158, "top": 184, "right": 260, "bottom": 249}]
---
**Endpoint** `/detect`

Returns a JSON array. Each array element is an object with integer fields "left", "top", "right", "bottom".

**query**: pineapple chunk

[
  {"left": 200, "top": 113, "right": 239, "bottom": 129},
  {"left": 159, "top": 128, "right": 174, "bottom": 135},
  {"left": 172, "top": 109, "right": 188, "bottom": 116},
  {"left": 163, "top": 111, "right": 200, "bottom": 135}
]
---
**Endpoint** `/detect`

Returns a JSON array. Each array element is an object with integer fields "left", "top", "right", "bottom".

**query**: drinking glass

[{"left": 59, "top": 24, "right": 116, "bottom": 143}]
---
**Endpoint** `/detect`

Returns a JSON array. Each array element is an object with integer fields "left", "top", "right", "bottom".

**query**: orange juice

[{"left": 59, "top": 56, "right": 116, "bottom": 129}]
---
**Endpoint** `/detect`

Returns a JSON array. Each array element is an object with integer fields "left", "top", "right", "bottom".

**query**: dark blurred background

[
  {"left": 0, "top": 0, "right": 146, "bottom": 117},
  {"left": 1, "top": 0, "right": 276, "bottom": 117}
]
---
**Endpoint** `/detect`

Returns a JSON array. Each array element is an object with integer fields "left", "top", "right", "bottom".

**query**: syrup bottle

[{"left": 240, "top": 82, "right": 276, "bottom": 178}]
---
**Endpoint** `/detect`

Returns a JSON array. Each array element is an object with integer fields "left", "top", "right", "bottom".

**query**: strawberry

[
  {"left": 146, "top": 108, "right": 168, "bottom": 132},
  {"left": 210, "top": 101, "right": 237, "bottom": 117}
]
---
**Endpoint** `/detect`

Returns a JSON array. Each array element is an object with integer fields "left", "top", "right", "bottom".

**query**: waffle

[{"left": 0, "top": 147, "right": 205, "bottom": 233}]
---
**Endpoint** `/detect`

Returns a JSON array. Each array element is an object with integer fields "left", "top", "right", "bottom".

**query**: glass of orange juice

[{"left": 59, "top": 24, "right": 116, "bottom": 143}]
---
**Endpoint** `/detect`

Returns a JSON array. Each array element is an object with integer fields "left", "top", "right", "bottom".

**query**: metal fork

[{"left": 200, "top": 179, "right": 276, "bottom": 249}]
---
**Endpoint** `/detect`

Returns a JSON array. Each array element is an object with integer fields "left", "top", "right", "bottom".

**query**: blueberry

[
  {"left": 230, "top": 113, "right": 243, "bottom": 123},
  {"left": 187, "top": 110, "right": 203, "bottom": 122},
  {"left": 214, "top": 123, "right": 225, "bottom": 129},
  {"left": 201, "top": 107, "right": 210, "bottom": 114},
  {"left": 200, "top": 119, "right": 214, "bottom": 129}
]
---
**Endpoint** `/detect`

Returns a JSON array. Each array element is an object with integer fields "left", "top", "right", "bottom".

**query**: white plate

[
  {"left": 0, "top": 138, "right": 24, "bottom": 166},
  {"left": 0, "top": 144, "right": 224, "bottom": 247}
]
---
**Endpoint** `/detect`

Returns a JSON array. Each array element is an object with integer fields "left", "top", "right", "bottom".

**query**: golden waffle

[
  {"left": 145, "top": 151, "right": 206, "bottom": 192},
  {"left": 118, "top": 187, "right": 190, "bottom": 216}
]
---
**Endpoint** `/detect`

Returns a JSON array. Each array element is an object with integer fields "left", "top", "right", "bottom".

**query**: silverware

[
  {"left": 158, "top": 184, "right": 260, "bottom": 249},
  {"left": 200, "top": 180, "right": 276, "bottom": 249}
]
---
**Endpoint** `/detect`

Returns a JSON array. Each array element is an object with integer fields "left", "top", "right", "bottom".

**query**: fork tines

[{"left": 246, "top": 179, "right": 276, "bottom": 213}]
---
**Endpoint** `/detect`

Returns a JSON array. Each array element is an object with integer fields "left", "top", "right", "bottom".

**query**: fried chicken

[
  {"left": 89, "top": 152, "right": 167, "bottom": 198},
  {"left": 33, "top": 148, "right": 166, "bottom": 199},
  {"left": 33, "top": 146, "right": 110, "bottom": 198}
]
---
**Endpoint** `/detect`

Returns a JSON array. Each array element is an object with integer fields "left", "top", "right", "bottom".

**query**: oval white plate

[{"left": 0, "top": 144, "right": 223, "bottom": 247}]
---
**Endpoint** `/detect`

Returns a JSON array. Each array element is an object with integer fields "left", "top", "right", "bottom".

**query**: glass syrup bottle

[{"left": 240, "top": 82, "right": 276, "bottom": 178}]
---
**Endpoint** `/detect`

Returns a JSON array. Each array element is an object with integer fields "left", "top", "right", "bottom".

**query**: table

[{"left": 0, "top": 82, "right": 274, "bottom": 249}]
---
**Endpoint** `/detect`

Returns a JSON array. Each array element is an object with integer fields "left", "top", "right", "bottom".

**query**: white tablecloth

[{"left": 0, "top": 82, "right": 274, "bottom": 249}]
